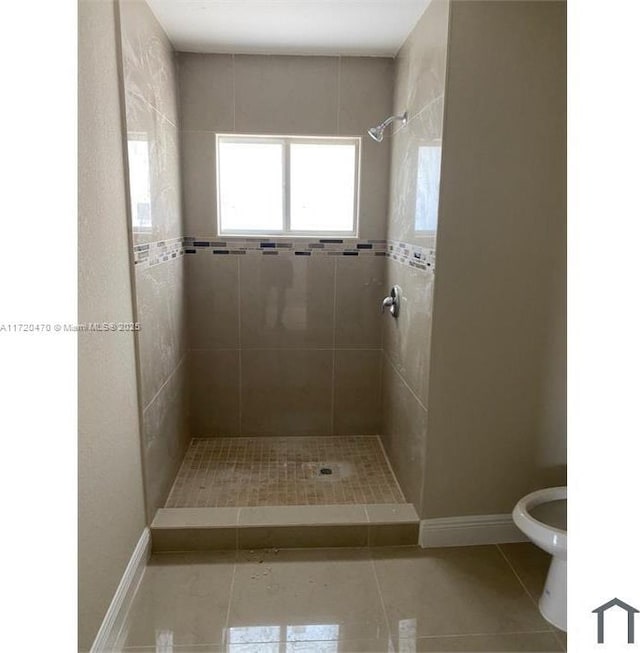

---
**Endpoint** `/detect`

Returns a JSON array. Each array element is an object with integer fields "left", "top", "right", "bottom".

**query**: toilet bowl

[{"left": 512, "top": 486, "right": 567, "bottom": 631}]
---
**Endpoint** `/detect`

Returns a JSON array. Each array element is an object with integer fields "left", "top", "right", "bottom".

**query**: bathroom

[{"left": 78, "top": 0, "right": 567, "bottom": 651}]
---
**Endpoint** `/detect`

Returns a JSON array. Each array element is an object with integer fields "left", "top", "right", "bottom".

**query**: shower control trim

[{"left": 381, "top": 285, "right": 401, "bottom": 318}]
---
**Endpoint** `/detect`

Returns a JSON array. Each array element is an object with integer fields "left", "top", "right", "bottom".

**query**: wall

[
  {"left": 78, "top": 0, "right": 147, "bottom": 648},
  {"left": 422, "top": 0, "right": 567, "bottom": 517},
  {"left": 177, "top": 54, "right": 394, "bottom": 436},
  {"left": 381, "top": 0, "right": 450, "bottom": 509},
  {"left": 118, "top": 0, "right": 189, "bottom": 517}
]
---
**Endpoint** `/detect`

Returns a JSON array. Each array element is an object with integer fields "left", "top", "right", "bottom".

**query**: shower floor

[{"left": 164, "top": 436, "right": 405, "bottom": 508}]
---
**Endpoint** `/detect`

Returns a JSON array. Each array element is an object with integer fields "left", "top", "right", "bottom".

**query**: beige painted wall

[
  {"left": 422, "top": 0, "right": 567, "bottom": 517},
  {"left": 177, "top": 54, "right": 394, "bottom": 436},
  {"left": 381, "top": 0, "right": 450, "bottom": 509},
  {"left": 118, "top": 0, "right": 189, "bottom": 518},
  {"left": 78, "top": 0, "right": 147, "bottom": 649}
]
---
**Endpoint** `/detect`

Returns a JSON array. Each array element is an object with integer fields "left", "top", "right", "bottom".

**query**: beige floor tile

[
  {"left": 372, "top": 546, "right": 551, "bottom": 642},
  {"left": 227, "top": 548, "right": 389, "bottom": 645},
  {"left": 122, "top": 646, "right": 222, "bottom": 652},
  {"left": 120, "top": 551, "right": 236, "bottom": 649},
  {"left": 166, "top": 436, "right": 404, "bottom": 508},
  {"left": 497, "top": 543, "right": 552, "bottom": 601},
  {"left": 411, "top": 631, "right": 562, "bottom": 651}
]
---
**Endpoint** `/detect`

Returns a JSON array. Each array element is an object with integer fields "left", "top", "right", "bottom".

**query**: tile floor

[
  {"left": 165, "top": 437, "right": 405, "bottom": 508},
  {"left": 117, "top": 542, "right": 566, "bottom": 652}
]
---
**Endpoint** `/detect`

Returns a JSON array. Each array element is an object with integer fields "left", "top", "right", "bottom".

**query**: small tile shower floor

[
  {"left": 119, "top": 543, "right": 566, "bottom": 652},
  {"left": 165, "top": 436, "right": 405, "bottom": 508}
]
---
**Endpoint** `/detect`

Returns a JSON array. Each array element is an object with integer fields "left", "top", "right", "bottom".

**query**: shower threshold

[{"left": 151, "top": 436, "right": 419, "bottom": 551}]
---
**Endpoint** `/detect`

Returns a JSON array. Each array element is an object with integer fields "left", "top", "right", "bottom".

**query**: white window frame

[{"left": 216, "top": 133, "right": 361, "bottom": 237}]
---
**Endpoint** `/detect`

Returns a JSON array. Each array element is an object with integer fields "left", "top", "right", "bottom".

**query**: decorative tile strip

[
  {"left": 181, "top": 236, "right": 389, "bottom": 257},
  {"left": 133, "top": 236, "right": 186, "bottom": 269},
  {"left": 133, "top": 236, "right": 436, "bottom": 272},
  {"left": 387, "top": 239, "right": 436, "bottom": 272}
]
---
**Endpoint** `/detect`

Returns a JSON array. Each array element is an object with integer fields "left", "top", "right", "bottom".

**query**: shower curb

[{"left": 150, "top": 503, "right": 419, "bottom": 551}]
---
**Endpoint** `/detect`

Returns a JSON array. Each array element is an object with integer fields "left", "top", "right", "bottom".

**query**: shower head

[{"left": 367, "top": 111, "right": 408, "bottom": 142}]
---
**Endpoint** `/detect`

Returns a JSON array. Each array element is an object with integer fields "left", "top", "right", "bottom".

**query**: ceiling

[{"left": 146, "top": 0, "right": 430, "bottom": 57}]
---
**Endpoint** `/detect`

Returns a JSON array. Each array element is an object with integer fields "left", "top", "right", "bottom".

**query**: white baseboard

[
  {"left": 419, "top": 513, "right": 527, "bottom": 548},
  {"left": 90, "top": 527, "right": 151, "bottom": 653}
]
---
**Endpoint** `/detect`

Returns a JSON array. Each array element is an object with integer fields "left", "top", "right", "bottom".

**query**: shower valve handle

[{"left": 381, "top": 285, "right": 401, "bottom": 318}]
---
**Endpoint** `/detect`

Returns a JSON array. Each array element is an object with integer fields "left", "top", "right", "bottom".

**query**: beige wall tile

[
  {"left": 338, "top": 57, "right": 394, "bottom": 135},
  {"left": 119, "top": 0, "right": 179, "bottom": 126},
  {"left": 187, "top": 254, "right": 239, "bottom": 349},
  {"left": 189, "top": 350, "right": 241, "bottom": 436},
  {"left": 357, "top": 137, "right": 392, "bottom": 240},
  {"left": 240, "top": 254, "right": 335, "bottom": 349},
  {"left": 335, "top": 255, "right": 384, "bottom": 349},
  {"left": 333, "top": 350, "right": 382, "bottom": 435},
  {"left": 177, "top": 53, "right": 234, "bottom": 131},
  {"left": 142, "top": 357, "right": 190, "bottom": 518},
  {"left": 381, "top": 356, "right": 427, "bottom": 509},
  {"left": 387, "top": 96, "right": 444, "bottom": 248},
  {"left": 234, "top": 54, "right": 339, "bottom": 135},
  {"left": 392, "top": 0, "right": 450, "bottom": 122},
  {"left": 124, "top": 94, "right": 183, "bottom": 245},
  {"left": 136, "top": 257, "right": 187, "bottom": 409},
  {"left": 339, "top": 57, "right": 394, "bottom": 241},
  {"left": 241, "top": 349, "right": 333, "bottom": 436},
  {"left": 383, "top": 259, "right": 434, "bottom": 407},
  {"left": 180, "top": 130, "right": 217, "bottom": 237}
]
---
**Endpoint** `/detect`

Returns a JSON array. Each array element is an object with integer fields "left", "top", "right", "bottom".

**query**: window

[
  {"left": 127, "top": 133, "right": 152, "bottom": 231},
  {"left": 217, "top": 134, "right": 360, "bottom": 236}
]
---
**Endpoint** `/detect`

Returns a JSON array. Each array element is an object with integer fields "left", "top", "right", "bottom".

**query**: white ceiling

[{"left": 146, "top": 0, "right": 430, "bottom": 57}]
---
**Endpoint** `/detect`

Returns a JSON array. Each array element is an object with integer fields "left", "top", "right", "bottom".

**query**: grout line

[
  {"left": 381, "top": 350, "right": 429, "bottom": 414},
  {"left": 415, "top": 630, "right": 562, "bottom": 640},
  {"left": 495, "top": 544, "right": 551, "bottom": 623},
  {"left": 232, "top": 54, "right": 236, "bottom": 131},
  {"left": 142, "top": 351, "right": 188, "bottom": 415},
  {"left": 376, "top": 435, "right": 407, "bottom": 503},
  {"left": 222, "top": 553, "right": 238, "bottom": 648},
  {"left": 237, "top": 256, "right": 242, "bottom": 435},
  {"left": 389, "top": 93, "right": 444, "bottom": 137},
  {"left": 336, "top": 56, "right": 342, "bottom": 134},
  {"left": 369, "top": 551, "right": 396, "bottom": 651},
  {"left": 330, "top": 256, "right": 337, "bottom": 435}
]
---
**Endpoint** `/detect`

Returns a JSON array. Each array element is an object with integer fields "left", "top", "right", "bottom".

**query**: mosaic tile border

[
  {"left": 387, "top": 239, "right": 436, "bottom": 272},
  {"left": 133, "top": 236, "right": 436, "bottom": 272},
  {"left": 133, "top": 236, "right": 185, "bottom": 269}
]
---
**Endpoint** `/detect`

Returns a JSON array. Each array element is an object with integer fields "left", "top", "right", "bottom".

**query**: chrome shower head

[{"left": 367, "top": 111, "right": 408, "bottom": 142}]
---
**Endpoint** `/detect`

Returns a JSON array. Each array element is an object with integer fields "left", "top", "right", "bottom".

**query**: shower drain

[{"left": 301, "top": 461, "right": 353, "bottom": 480}]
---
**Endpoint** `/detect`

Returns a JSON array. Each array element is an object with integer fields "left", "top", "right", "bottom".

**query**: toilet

[{"left": 512, "top": 486, "right": 567, "bottom": 631}]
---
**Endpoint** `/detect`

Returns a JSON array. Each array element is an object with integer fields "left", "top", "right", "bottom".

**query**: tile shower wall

[
  {"left": 381, "top": 0, "right": 450, "bottom": 509},
  {"left": 177, "top": 54, "right": 395, "bottom": 436},
  {"left": 119, "top": 0, "right": 189, "bottom": 517}
]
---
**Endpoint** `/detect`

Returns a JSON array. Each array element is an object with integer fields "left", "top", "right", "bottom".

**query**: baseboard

[
  {"left": 419, "top": 513, "right": 527, "bottom": 548},
  {"left": 90, "top": 527, "right": 151, "bottom": 653}
]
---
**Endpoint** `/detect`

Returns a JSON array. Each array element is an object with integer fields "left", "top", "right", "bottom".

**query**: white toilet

[{"left": 512, "top": 486, "right": 567, "bottom": 631}]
